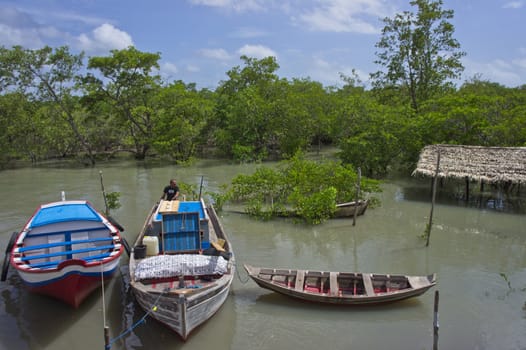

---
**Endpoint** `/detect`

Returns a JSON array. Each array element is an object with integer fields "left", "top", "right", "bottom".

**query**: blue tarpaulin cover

[{"left": 30, "top": 202, "right": 101, "bottom": 228}]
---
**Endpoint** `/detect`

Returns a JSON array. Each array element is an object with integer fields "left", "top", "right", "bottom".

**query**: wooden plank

[
  {"left": 329, "top": 271, "right": 339, "bottom": 296},
  {"left": 362, "top": 273, "right": 375, "bottom": 296},
  {"left": 159, "top": 200, "right": 180, "bottom": 213},
  {"left": 408, "top": 276, "right": 428, "bottom": 289},
  {"left": 295, "top": 270, "right": 305, "bottom": 291}
]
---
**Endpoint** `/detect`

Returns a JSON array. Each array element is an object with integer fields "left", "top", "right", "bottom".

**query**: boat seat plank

[
  {"left": 17, "top": 237, "right": 115, "bottom": 252},
  {"left": 19, "top": 244, "right": 116, "bottom": 261},
  {"left": 26, "top": 252, "right": 113, "bottom": 268},
  {"left": 407, "top": 276, "right": 428, "bottom": 289},
  {"left": 25, "top": 226, "right": 108, "bottom": 238},
  {"left": 295, "top": 270, "right": 306, "bottom": 291},
  {"left": 362, "top": 273, "right": 375, "bottom": 296},
  {"left": 329, "top": 271, "right": 338, "bottom": 296}
]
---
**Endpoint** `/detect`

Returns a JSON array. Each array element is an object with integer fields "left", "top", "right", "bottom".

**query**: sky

[{"left": 1, "top": 0, "right": 525, "bottom": 90}]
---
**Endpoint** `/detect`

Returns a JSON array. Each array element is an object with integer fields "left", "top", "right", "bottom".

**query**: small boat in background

[
  {"left": 334, "top": 199, "right": 369, "bottom": 218},
  {"left": 129, "top": 199, "right": 235, "bottom": 340},
  {"left": 244, "top": 264, "right": 436, "bottom": 305},
  {"left": 2, "top": 199, "right": 125, "bottom": 307},
  {"left": 272, "top": 199, "right": 369, "bottom": 220}
]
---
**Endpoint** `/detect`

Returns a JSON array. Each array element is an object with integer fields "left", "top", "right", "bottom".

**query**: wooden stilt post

[
  {"left": 478, "top": 180, "right": 484, "bottom": 208},
  {"left": 465, "top": 176, "right": 470, "bottom": 203},
  {"left": 104, "top": 326, "right": 110, "bottom": 350},
  {"left": 433, "top": 290, "right": 439, "bottom": 350},
  {"left": 353, "top": 167, "right": 361, "bottom": 227},
  {"left": 426, "top": 150, "right": 440, "bottom": 247}
]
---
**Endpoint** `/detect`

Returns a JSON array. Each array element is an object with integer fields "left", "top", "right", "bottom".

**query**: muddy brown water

[{"left": 0, "top": 160, "right": 524, "bottom": 350}]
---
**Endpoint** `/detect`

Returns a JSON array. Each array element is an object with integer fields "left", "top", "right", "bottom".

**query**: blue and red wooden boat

[{"left": 4, "top": 199, "right": 126, "bottom": 307}]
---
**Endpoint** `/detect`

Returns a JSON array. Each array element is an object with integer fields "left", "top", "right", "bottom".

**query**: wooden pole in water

[
  {"left": 465, "top": 176, "right": 470, "bottom": 203},
  {"left": 101, "top": 262, "right": 110, "bottom": 350},
  {"left": 99, "top": 171, "right": 110, "bottom": 216},
  {"left": 104, "top": 326, "right": 110, "bottom": 350},
  {"left": 433, "top": 290, "right": 440, "bottom": 350},
  {"left": 353, "top": 167, "right": 361, "bottom": 226},
  {"left": 426, "top": 150, "right": 440, "bottom": 247},
  {"left": 198, "top": 175, "right": 204, "bottom": 200}
]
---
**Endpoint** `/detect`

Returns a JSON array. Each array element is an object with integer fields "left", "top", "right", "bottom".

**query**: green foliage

[
  {"left": 177, "top": 181, "right": 199, "bottom": 200},
  {"left": 231, "top": 144, "right": 259, "bottom": 163},
  {"left": 105, "top": 192, "right": 121, "bottom": 211},
  {"left": 372, "top": 0, "right": 465, "bottom": 111},
  {"left": 0, "top": 46, "right": 95, "bottom": 164},
  {"left": 223, "top": 153, "right": 380, "bottom": 224},
  {"left": 0, "top": 42, "right": 525, "bottom": 174},
  {"left": 289, "top": 187, "right": 337, "bottom": 225},
  {"left": 83, "top": 46, "right": 162, "bottom": 160},
  {"left": 206, "top": 184, "right": 231, "bottom": 211},
  {"left": 152, "top": 81, "right": 214, "bottom": 161},
  {"left": 214, "top": 56, "right": 280, "bottom": 160},
  {"left": 499, "top": 272, "right": 512, "bottom": 291}
]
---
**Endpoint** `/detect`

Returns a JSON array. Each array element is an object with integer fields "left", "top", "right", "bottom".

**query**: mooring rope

[
  {"left": 105, "top": 288, "right": 170, "bottom": 350},
  {"left": 105, "top": 259, "right": 250, "bottom": 348},
  {"left": 100, "top": 263, "right": 107, "bottom": 328},
  {"left": 234, "top": 260, "right": 250, "bottom": 284}
]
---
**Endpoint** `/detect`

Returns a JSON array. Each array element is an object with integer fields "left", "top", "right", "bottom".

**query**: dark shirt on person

[{"left": 163, "top": 185, "right": 179, "bottom": 200}]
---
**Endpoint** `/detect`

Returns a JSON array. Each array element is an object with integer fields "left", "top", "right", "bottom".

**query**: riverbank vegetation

[
  {"left": 0, "top": 0, "right": 524, "bottom": 179},
  {"left": 214, "top": 153, "right": 381, "bottom": 224}
]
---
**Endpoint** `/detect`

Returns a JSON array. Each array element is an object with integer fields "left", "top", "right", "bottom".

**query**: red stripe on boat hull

[{"left": 26, "top": 271, "right": 116, "bottom": 308}]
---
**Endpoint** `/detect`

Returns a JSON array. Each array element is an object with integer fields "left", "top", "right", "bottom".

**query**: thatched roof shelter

[{"left": 412, "top": 144, "right": 526, "bottom": 184}]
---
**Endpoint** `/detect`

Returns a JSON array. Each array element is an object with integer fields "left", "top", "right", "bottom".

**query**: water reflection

[
  {"left": 398, "top": 177, "right": 526, "bottom": 214},
  {"left": 0, "top": 163, "right": 525, "bottom": 350},
  {"left": 0, "top": 273, "right": 106, "bottom": 349}
]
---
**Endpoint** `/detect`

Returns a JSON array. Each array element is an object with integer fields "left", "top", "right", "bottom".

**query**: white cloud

[
  {"left": 162, "top": 62, "right": 178, "bottom": 75},
  {"left": 189, "top": 0, "right": 230, "bottom": 6},
  {"left": 76, "top": 23, "right": 133, "bottom": 53},
  {"left": 229, "top": 27, "right": 269, "bottom": 39},
  {"left": 513, "top": 58, "right": 526, "bottom": 70},
  {"left": 463, "top": 58, "right": 524, "bottom": 87},
  {"left": 297, "top": 0, "right": 392, "bottom": 34},
  {"left": 188, "top": 0, "right": 265, "bottom": 12},
  {"left": 199, "top": 48, "right": 232, "bottom": 60},
  {"left": 0, "top": 6, "right": 63, "bottom": 48},
  {"left": 502, "top": 1, "right": 523, "bottom": 9},
  {"left": 304, "top": 56, "right": 369, "bottom": 87},
  {"left": 186, "top": 64, "right": 200, "bottom": 72},
  {"left": 237, "top": 44, "right": 277, "bottom": 59},
  {"left": 0, "top": 23, "right": 43, "bottom": 48}
]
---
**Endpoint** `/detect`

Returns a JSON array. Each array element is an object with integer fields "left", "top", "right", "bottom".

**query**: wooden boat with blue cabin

[
  {"left": 129, "top": 199, "right": 235, "bottom": 340},
  {"left": 3, "top": 199, "right": 125, "bottom": 307},
  {"left": 244, "top": 264, "right": 436, "bottom": 305}
]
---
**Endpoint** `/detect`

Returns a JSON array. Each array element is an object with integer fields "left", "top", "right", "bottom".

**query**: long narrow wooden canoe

[
  {"left": 334, "top": 199, "right": 369, "bottom": 218},
  {"left": 129, "top": 199, "right": 235, "bottom": 340},
  {"left": 272, "top": 199, "right": 369, "bottom": 219},
  {"left": 244, "top": 264, "right": 436, "bottom": 305}
]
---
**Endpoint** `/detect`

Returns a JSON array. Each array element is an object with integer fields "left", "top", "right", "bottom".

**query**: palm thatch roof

[{"left": 412, "top": 144, "right": 526, "bottom": 184}]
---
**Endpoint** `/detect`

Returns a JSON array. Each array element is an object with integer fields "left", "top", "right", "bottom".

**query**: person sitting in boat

[{"left": 161, "top": 179, "right": 180, "bottom": 201}]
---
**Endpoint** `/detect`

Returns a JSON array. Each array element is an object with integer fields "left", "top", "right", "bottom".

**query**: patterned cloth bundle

[{"left": 134, "top": 254, "right": 228, "bottom": 281}]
